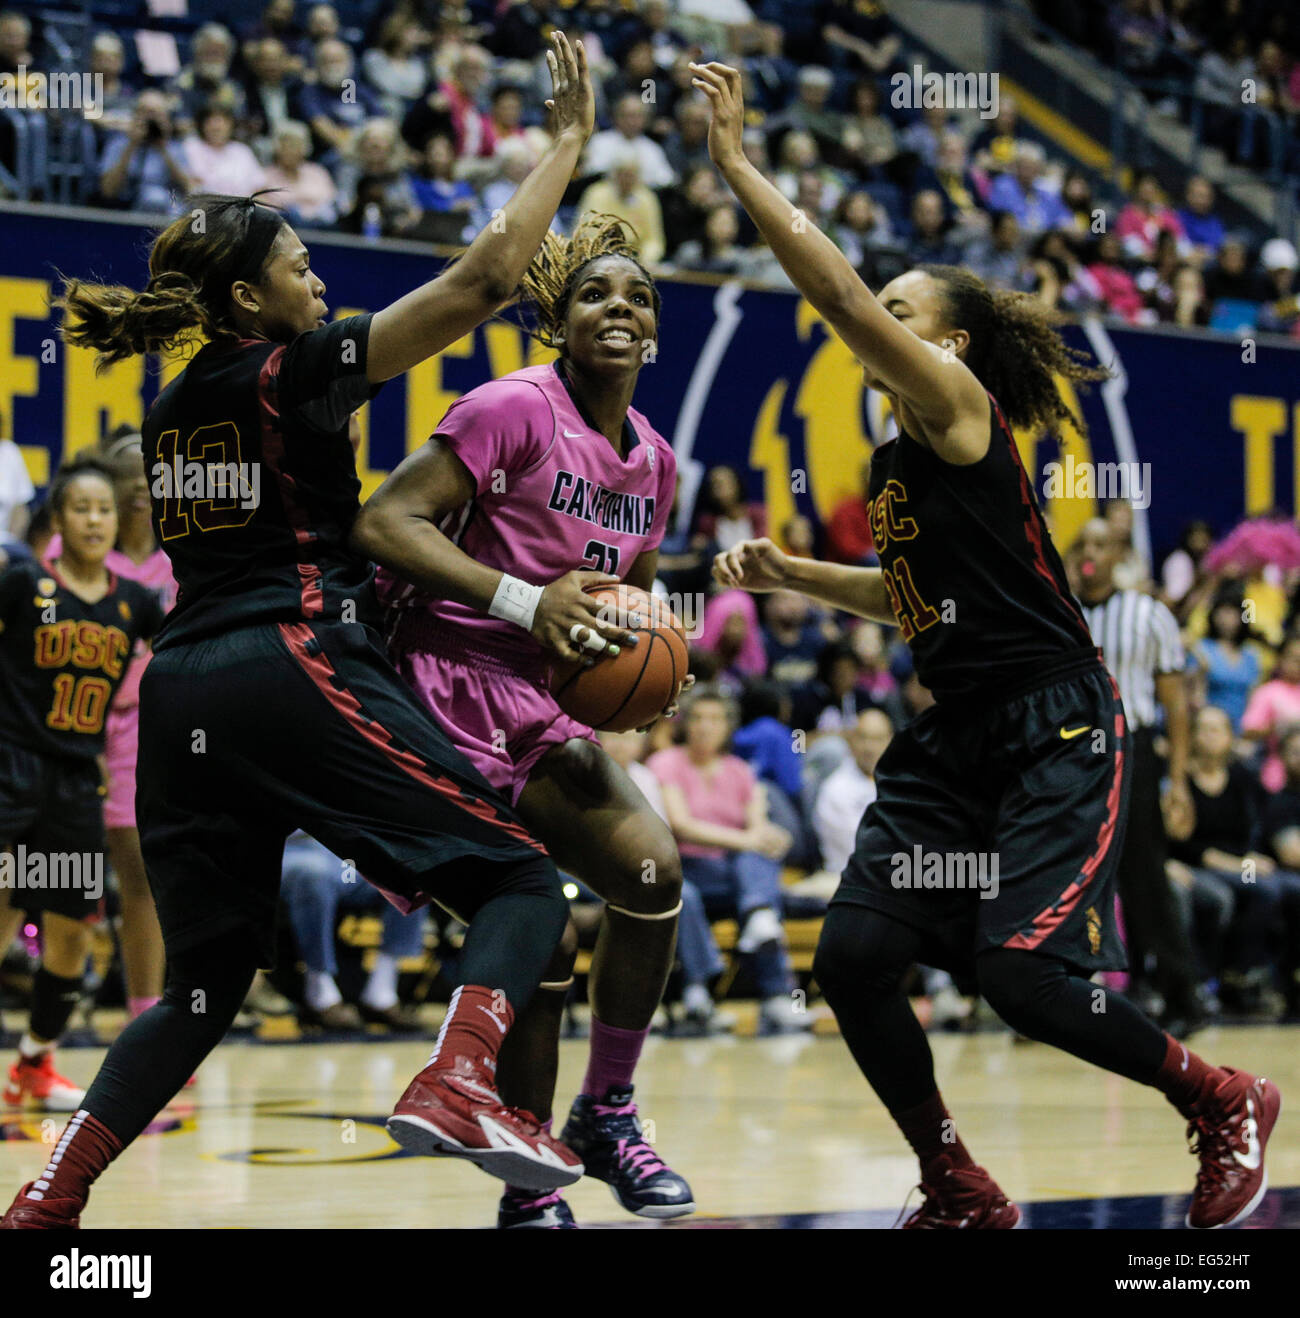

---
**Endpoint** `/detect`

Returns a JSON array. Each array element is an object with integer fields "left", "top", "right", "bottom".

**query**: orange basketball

[{"left": 551, "top": 585, "right": 689, "bottom": 732}]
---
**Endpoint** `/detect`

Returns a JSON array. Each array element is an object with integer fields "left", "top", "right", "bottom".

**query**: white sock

[
  {"left": 683, "top": 984, "right": 712, "bottom": 1015},
  {"left": 305, "top": 971, "right": 342, "bottom": 1012},
  {"left": 18, "top": 1032, "right": 52, "bottom": 1061},
  {"left": 361, "top": 953, "right": 399, "bottom": 1011}
]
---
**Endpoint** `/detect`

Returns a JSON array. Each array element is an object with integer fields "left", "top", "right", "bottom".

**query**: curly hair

[
  {"left": 919, "top": 264, "right": 1111, "bottom": 434},
  {"left": 515, "top": 212, "right": 661, "bottom": 352}
]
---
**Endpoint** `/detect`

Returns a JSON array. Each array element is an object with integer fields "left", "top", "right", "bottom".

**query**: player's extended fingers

[
  {"left": 554, "top": 29, "right": 576, "bottom": 83},
  {"left": 569, "top": 622, "right": 616, "bottom": 656},
  {"left": 573, "top": 34, "right": 588, "bottom": 80}
]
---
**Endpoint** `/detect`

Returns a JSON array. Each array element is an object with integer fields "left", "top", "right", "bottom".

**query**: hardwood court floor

[{"left": 2, "top": 1025, "right": 1297, "bottom": 1229}]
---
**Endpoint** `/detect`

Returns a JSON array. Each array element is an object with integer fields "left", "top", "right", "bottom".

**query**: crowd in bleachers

[{"left": 2, "top": 1, "right": 1299, "bottom": 335}]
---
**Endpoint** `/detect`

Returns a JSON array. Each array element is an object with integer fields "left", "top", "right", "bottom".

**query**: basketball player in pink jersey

[{"left": 354, "top": 216, "right": 695, "bottom": 1228}]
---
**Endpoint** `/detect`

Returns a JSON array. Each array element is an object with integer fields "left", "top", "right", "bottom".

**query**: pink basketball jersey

[{"left": 377, "top": 362, "right": 677, "bottom": 669}]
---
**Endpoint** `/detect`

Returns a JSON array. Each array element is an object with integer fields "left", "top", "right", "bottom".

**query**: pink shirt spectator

[
  {"left": 1241, "top": 678, "right": 1300, "bottom": 792},
  {"left": 1087, "top": 260, "right": 1147, "bottom": 323},
  {"left": 648, "top": 744, "right": 755, "bottom": 860},
  {"left": 1115, "top": 203, "right": 1185, "bottom": 260},
  {"left": 262, "top": 161, "right": 339, "bottom": 224},
  {"left": 183, "top": 136, "right": 267, "bottom": 196},
  {"left": 442, "top": 79, "right": 496, "bottom": 159}
]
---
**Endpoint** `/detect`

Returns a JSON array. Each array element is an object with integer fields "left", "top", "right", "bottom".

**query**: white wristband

[{"left": 489, "top": 574, "right": 544, "bottom": 631}]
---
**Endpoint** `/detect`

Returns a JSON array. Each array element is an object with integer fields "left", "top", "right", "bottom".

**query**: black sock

[{"left": 28, "top": 967, "right": 84, "bottom": 1046}]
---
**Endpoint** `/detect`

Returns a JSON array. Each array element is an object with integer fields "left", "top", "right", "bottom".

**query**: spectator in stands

[
  {"left": 661, "top": 163, "right": 721, "bottom": 258},
  {"left": 1104, "top": 497, "right": 1152, "bottom": 590},
  {"left": 778, "top": 514, "right": 817, "bottom": 558},
  {"left": 697, "top": 590, "right": 768, "bottom": 693},
  {"left": 812, "top": 707, "right": 893, "bottom": 878},
  {"left": 825, "top": 460, "right": 875, "bottom": 566},
  {"left": 1116, "top": 169, "right": 1186, "bottom": 261},
  {"left": 965, "top": 209, "right": 1029, "bottom": 290},
  {"left": 1256, "top": 727, "right": 1300, "bottom": 1020},
  {"left": 170, "top": 23, "right": 246, "bottom": 136},
  {"left": 693, "top": 464, "right": 767, "bottom": 552},
  {"left": 1202, "top": 234, "right": 1258, "bottom": 306},
  {"left": 1087, "top": 230, "right": 1149, "bottom": 323},
  {"left": 339, "top": 117, "right": 419, "bottom": 236},
  {"left": 262, "top": 120, "right": 338, "bottom": 227},
  {"left": 849, "top": 621, "right": 909, "bottom": 727},
  {"left": 762, "top": 590, "right": 830, "bottom": 692},
  {"left": 603, "top": 40, "right": 672, "bottom": 131},
  {"left": 1195, "top": 31, "right": 1256, "bottom": 159},
  {"left": 406, "top": 131, "right": 475, "bottom": 233},
  {"left": 303, "top": 3, "right": 340, "bottom": 55},
  {"left": 1136, "top": 228, "right": 1183, "bottom": 318},
  {"left": 767, "top": 66, "right": 842, "bottom": 153},
  {"left": 597, "top": 727, "right": 728, "bottom": 1035},
  {"left": 0, "top": 10, "right": 32, "bottom": 75},
  {"left": 87, "top": 33, "right": 135, "bottom": 138},
  {"left": 1256, "top": 238, "right": 1300, "bottom": 336},
  {"left": 839, "top": 78, "right": 900, "bottom": 178},
  {"left": 576, "top": 154, "right": 666, "bottom": 266},
  {"left": 362, "top": 14, "right": 431, "bottom": 118},
  {"left": 244, "top": 38, "right": 302, "bottom": 149},
  {"left": 1188, "top": 592, "right": 1264, "bottom": 733},
  {"left": 1242, "top": 635, "right": 1300, "bottom": 793},
  {"left": 821, "top": 0, "right": 901, "bottom": 75},
  {"left": 98, "top": 91, "right": 193, "bottom": 215},
  {"left": 794, "top": 641, "right": 879, "bottom": 734},
  {"left": 1160, "top": 518, "right": 1214, "bottom": 616},
  {"left": 1029, "top": 229, "right": 1104, "bottom": 312},
  {"left": 731, "top": 678, "right": 806, "bottom": 821},
  {"left": 772, "top": 131, "right": 842, "bottom": 215},
  {"left": 793, "top": 169, "right": 833, "bottom": 233},
  {"left": 486, "top": 84, "right": 539, "bottom": 155},
  {"left": 1109, "top": 0, "right": 1167, "bottom": 77},
  {"left": 1060, "top": 167, "right": 1097, "bottom": 236},
  {"left": 985, "top": 140, "right": 1070, "bottom": 236},
  {"left": 673, "top": 202, "right": 747, "bottom": 275},
  {"left": 970, "top": 94, "right": 1021, "bottom": 179},
  {"left": 633, "top": 0, "right": 689, "bottom": 69},
  {"left": 0, "top": 414, "right": 33, "bottom": 570},
  {"left": 585, "top": 93, "right": 675, "bottom": 189},
  {"left": 663, "top": 98, "right": 712, "bottom": 180},
  {"left": 473, "top": 136, "right": 538, "bottom": 233},
  {"left": 1168, "top": 264, "right": 1210, "bottom": 327},
  {"left": 747, "top": 22, "right": 798, "bottom": 114},
  {"left": 182, "top": 105, "right": 266, "bottom": 199},
  {"left": 1176, "top": 175, "right": 1225, "bottom": 265},
  {"left": 928, "top": 130, "right": 986, "bottom": 239},
  {"left": 898, "top": 104, "right": 953, "bottom": 172},
  {"left": 280, "top": 833, "right": 426, "bottom": 1030},
  {"left": 904, "top": 189, "right": 962, "bottom": 266},
  {"left": 830, "top": 190, "right": 894, "bottom": 272},
  {"left": 1172, "top": 705, "right": 1286, "bottom": 1016},
  {"left": 300, "top": 38, "right": 384, "bottom": 161},
  {"left": 484, "top": 0, "right": 556, "bottom": 61},
  {"left": 650, "top": 688, "right": 809, "bottom": 1034}
]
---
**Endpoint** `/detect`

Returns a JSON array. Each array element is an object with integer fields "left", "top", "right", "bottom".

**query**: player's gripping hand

[
  {"left": 713, "top": 538, "right": 791, "bottom": 593},
  {"left": 533, "top": 569, "right": 640, "bottom": 664},
  {"left": 636, "top": 673, "right": 696, "bottom": 733},
  {"left": 545, "top": 31, "right": 595, "bottom": 145}
]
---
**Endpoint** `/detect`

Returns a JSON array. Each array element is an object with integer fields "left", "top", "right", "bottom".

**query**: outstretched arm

[
  {"left": 691, "top": 61, "right": 988, "bottom": 457},
  {"left": 366, "top": 32, "right": 593, "bottom": 383},
  {"left": 713, "top": 538, "right": 896, "bottom": 625}
]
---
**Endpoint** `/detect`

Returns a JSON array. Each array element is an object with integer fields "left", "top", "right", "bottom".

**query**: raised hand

[
  {"left": 689, "top": 61, "right": 746, "bottom": 171},
  {"left": 545, "top": 31, "right": 595, "bottom": 145},
  {"left": 713, "top": 538, "right": 791, "bottom": 594}
]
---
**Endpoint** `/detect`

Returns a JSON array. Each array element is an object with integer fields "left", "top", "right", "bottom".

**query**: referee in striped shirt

[{"left": 1075, "top": 517, "right": 1203, "bottom": 1035}]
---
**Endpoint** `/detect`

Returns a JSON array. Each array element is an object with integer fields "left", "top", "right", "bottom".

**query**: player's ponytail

[
  {"left": 922, "top": 264, "right": 1110, "bottom": 435},
  {"left": 514, "top": 212, "right": 661, "bottom": 353},
  {"left": 57, "top": 193, "right": 288, "bottom": 372}
]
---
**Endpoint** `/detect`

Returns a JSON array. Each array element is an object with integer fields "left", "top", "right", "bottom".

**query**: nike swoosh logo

[
  {"left": 563, "top": 429, "right": 583, "bottom": 438},
  {"left": 1233, "top": 1096, "right": 1262, "bottom": 1171},
  {"left": 1059, "top": 725, "right": 1090, "bottom": 740},
  {"left": 1180, "top": 1046, "right": 1189, "bottom": 1073},
  {"left": 476, "top": 1004, "right": 507, "bottom": 1035}
]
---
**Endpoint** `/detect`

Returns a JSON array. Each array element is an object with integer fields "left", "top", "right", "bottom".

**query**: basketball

[{"left": 551, "top": 585, "right": 688, "bottom": 732}]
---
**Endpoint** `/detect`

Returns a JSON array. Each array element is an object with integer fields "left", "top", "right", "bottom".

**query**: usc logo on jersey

[
  {"left": 868, "top": 479, "right": 919, "bottom": 552},
  {"left": 33, "top": 620, "right": 131, "bottom": 679}
]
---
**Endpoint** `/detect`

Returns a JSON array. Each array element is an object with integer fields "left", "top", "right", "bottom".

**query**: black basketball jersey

[
  {"left": 0, "top": 559, "right": 164, "bottom": 759},
  {"left": 866, "top": 394, "right": 1097, "bottom": 701},
  {"left": 141, "top": 314, "right": 383, "bottom": 650}
]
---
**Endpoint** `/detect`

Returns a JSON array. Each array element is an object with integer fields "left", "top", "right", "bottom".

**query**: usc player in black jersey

[
  {"left": 0, "top": 458, "right": 163, "bottom": 1113},
  {"left": 2, "top": 33, "right": 642, "bottom": 1230},
  {"left": 695, "top": 61, "right": 1279, "bottom": 1230}
]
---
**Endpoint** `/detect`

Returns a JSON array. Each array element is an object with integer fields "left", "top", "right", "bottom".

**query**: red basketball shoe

[
  {"left": 1, "top": 1183, "right": 81, "bottom": 1229},
  {"left": 3, "top": 1054, "right": 85, "bottom": 1112},
  {"left": 901, "top": 1155, "right": 1021, "bottom": 1229},
  {"left": 386, "top": 1056, "right": 583, "bottom": 1193},
  {"left": 1185, "top": 1067, "right": 1281, "bottom": 1229}
]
